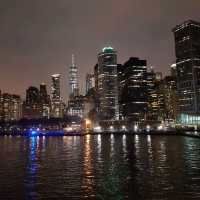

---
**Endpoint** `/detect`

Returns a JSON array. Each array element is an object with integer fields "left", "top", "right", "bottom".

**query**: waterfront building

[
  {"left": 119, "top": 57, "right": 148, "bottom": 122},
  {"left": 147, "top": 69, "right": 167, "bottom": 122},
  {"left": 67, "top": 95, "right": 85, "bottom": 118},
  {"left": 83, "top": 87, "right": 99, "bottom": 128},
  {"left": 69, "top": 54, "right": 79, "bottom": 97},
  {"left": 51, "top": 74, "right": 63, "bottom": 118},
  {"left": 172, "top": 20, "right": 200, "bottom": 120},
  {"left": 0, "top": 93, "right": 22, "bottom": 121},
  {"left": 22, "top": 86, "right": 42, "bottom": 119},
  {"left": 162, "top": 76, "right": 178, "bottom": 121},
  {"left": 11, "top": 94, "right": 22, "bottom": 121},
  {"left": 96, "top": 47, "right": 119, "bottom": 120}
]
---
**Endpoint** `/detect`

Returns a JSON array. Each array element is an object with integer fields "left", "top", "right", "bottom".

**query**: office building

[
  {"left": 97, "top": 47, "right": 119, "bottom": 120},
  {"left": 0, "top": 93, "right": 22, "bottom": 121},
  {"left": 22, "top": 86, "right": 42, "bottom": 119},
  {"left": 51, "top": 74, "right": 63, "bottom": 118},
  {"left": 67, "top": 95, "right": 85, "bottom": 118},
  {"left": 172, "top": 20, "right": 200, "bottom": 124},
  {"left": 147, "top": 69, "right": 165, "bottom": 121},
  {"left": 162, "top": 76, "right": 178, "bottom": 121},
  {"left": 119, "top": 57, "right": 148, "bottom": 122}
]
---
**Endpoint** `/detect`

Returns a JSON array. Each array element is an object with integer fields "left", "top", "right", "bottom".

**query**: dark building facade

[
  {"left": 119, "top": 57, "right": 148, "bottom": 122},
  {"left": 40, "top": 83, "right": 50, "bottom": 118},
  {"left": 26, "top": 86, "right": 40, "bottom": 104},
  {"left": 23, "top": 86, "right": 42, "bottom": 119},
  {"left": 173, "top": 20, "right": 200, "bottom": 116}
]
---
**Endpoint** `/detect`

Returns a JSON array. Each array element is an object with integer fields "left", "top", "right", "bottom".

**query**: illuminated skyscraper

[
  {"left": 147, "top": 69, "right": 165, "bottom": 121},
  {"left": 51, "top": 74, "right": 62, "bottom": 118},
  {"left": 69, "top": 54, "right": 79, "bottom": 97},
  {"left": 97, "top": 47, "right": 119, "bottom": 120},
  {"left": 173, "top": 20, "right": 200, "bottom": 115}
]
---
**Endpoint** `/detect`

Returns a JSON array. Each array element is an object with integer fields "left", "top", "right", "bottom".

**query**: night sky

[{"left": 0, "top": 0, "right": 200, "bottom": 101}]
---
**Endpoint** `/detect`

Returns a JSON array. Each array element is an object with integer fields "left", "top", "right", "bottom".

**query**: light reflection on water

[
  {"left": 82, "top": 134, "right": 95, "bottom": 198},
  {"left": 25, "top": 136, "right": 38, "bottom": 200},
  {"left": 0, "top": 135, "right": 200, "bottom": 200},
  {"left": 97, "top": 134, "right": 102, "bottom": 161}
]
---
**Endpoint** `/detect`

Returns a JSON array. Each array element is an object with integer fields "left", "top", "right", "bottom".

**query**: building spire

[{"left": 72, "top": 54, "right": 75, "bottom": 66}]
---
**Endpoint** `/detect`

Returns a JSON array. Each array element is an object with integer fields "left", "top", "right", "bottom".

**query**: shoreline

[{"left": 0, "top": 130, "right": 200, "bottom": 139}]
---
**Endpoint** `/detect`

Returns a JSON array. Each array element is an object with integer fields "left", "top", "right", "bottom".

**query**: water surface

[{"left": 0, "top": 134, "right": 200, "bottom": 199}]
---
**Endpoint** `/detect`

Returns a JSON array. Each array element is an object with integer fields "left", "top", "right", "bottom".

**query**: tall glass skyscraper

[
  {"left": 69, "top": 54, "right": 79, "bottom": 97},
  {"left": 97, "top": 47, "right": 119, "bottom": 120},
  {"left": 172, "top": 20, "right": 200, "bottom": 115}
]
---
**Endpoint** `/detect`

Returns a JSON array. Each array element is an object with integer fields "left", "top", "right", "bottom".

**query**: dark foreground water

[{"left": 0, "top": 134, "right": 200, "bottom": 200}]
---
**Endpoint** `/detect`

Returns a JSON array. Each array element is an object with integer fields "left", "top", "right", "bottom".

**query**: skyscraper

[
  {"left": 40, "top": 83, "right": 50, "bottom": 118},
  {"left": 119, "top": 57, "right": 148, "bottom": 122},
  {"left": 172, "top": 20, "right": 200, "bottom": 125},
  {"left": 51, "top": 74, "right": 62, "bottom": 118},
  {"left": 86, "top": 73, "right": 95, "bottom": 94},
  {"left": 147, "top": 69, "right": 165, "bottom": 121},
  {"left": 26, "top": 86, "right": 40, "bottom": 104},
  {"left": 11, "top": 95, "right": 22, "bottom": 121},
  {"left": 40, "top": 83, "right": 48, "bottom": 104},
  {"left": 22, "top": 86, "right": 42, "bottom": 119},
  {"left": 97, "top": 47, "right": 119, "bottom": 120},
  {"left": 162, "top": 76, "right": 178, "bottom": 121},
  {"left": 69, "top": 54, "right": 79, "bottom": 97},
  {"left": 1, "top": 93, "right": 22, "bottom": 121}
]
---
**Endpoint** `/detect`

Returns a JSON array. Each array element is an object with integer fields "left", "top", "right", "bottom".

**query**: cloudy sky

[{"left": 0, "top": 0, "right": 200, "bottom": 100}]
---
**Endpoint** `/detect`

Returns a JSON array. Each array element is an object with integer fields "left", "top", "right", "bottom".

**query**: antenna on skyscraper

[{"left": 72, "top": 54, "right": 75, "bottom": 66}]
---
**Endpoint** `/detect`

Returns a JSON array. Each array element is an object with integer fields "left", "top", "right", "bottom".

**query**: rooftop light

[{"left": 102, "top": 47, "right": 114, "bottom": 53}]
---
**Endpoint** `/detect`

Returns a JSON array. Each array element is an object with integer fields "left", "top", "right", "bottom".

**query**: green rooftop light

[{"left": 102, "top": 46, "right": 114, "bottom": 53}]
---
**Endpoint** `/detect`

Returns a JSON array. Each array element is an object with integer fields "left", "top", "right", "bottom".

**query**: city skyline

[
  {"left": 0, "top": 0, "right": 200, "bottom": 100},
  {"left": 1, "top": 2, "right": 200, "bottom": 200}
]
